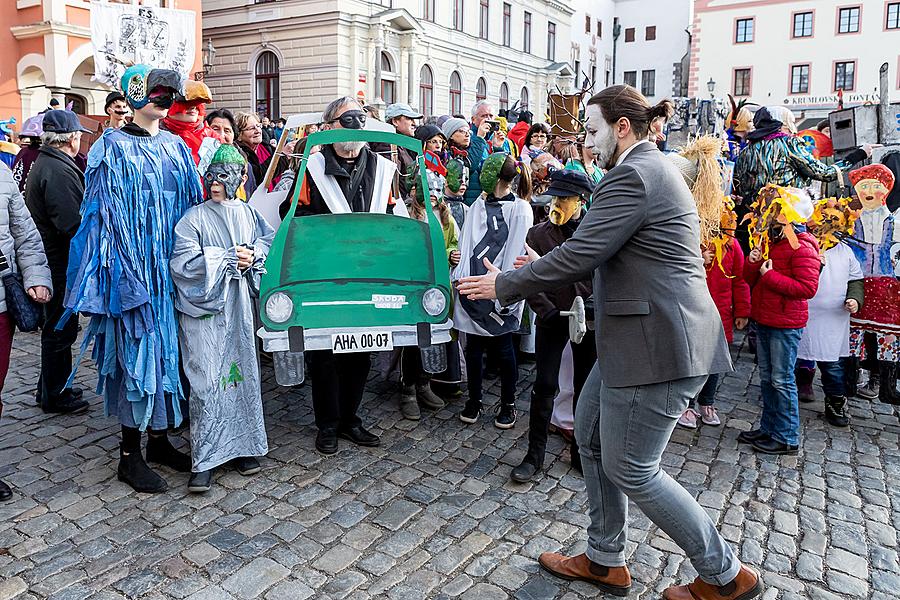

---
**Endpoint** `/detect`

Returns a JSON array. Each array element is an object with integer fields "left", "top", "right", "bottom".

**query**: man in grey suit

[{"left": 458, "top": 85, "right": 762, "bottom": 600}]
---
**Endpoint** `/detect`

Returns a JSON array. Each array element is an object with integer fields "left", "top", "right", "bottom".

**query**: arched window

[
  {"left": 419, "top": 65, "right": 434, "bottom": 117},
  {"left": 499, "top": 82, "right": 509, "bottom": 111},
  {"left": 255, "top": 51, "right": 280, "bottom": 118},
  {"left": 380, "top": 51, "right": 396, "bottom": 104},
  {"left": 64, "top": 93, "right": 86, "bottom": 115},
  {"left": 476, "top": 77, "right": 487, "bottom": 103},
  {"left": 520, "top": 86, "right": 530, "bottom": 110},
  {"left": 450, "top": 71, "right": 463, "bottom": 115}
]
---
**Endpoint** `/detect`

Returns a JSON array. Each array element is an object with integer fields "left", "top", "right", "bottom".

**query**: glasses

[{"left": 327, "top": 111, "right": 367, "bottom": 129}]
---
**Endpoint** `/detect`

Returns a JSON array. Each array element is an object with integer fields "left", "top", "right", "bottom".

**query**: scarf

[
  {"left": 162, "top": 116, "right": 220, "bottom": 164},
  {"left": 746, "top": 108, "right": 784, "bottom": 144}
]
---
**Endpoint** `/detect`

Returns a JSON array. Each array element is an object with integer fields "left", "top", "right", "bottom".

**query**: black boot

[
  {"left": 117, "top": 444, "right": 167, "bottom": 493},
  {"left": 824, "top": 396, "right": 850, "bottom": 427},
  {"left": 146, "top": 433, "right": 192, "bottom": 472},
  {"left": 0, "top": 479, "right": 12, "bottom": 502},
  {"left": 878, "top": 362, "right": 900, "bottom": 405},
  {"left": 570, "top": 441, "right": 582, "bottom": 474}
]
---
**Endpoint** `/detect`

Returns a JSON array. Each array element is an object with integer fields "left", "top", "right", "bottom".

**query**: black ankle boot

[
  {"left": 878, "top": 362, "right": 900, "bottom": 405},
  {"left": 0, "top": 478, "right": 12, "bottom": 502},
  {"left": 146, "top": 435, "right": 192, "bottom": 472},
  {"left": 824, "top": 396, "right": 850, "bottom": 427},
  {"left": 118, "top": 445, "right": 167, "bottom": 493}
]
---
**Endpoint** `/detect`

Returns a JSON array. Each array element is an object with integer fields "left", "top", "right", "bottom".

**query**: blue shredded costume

[{"left": 65, "top": 126, "right": 203, "bottom": 430}]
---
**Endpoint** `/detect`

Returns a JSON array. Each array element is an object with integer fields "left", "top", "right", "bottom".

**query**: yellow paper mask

[{"left": 549, "top": 196, "right": 582, "bottom": 225}]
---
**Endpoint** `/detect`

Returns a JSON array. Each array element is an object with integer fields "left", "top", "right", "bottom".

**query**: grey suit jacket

[{"left": 496, "top": 142, "right": 733, "bottom": 388}]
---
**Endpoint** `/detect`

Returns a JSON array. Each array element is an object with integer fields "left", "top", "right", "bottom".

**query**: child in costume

[
  {"left": 795, "top": 197, "right": 863, "bottom": 427},
  {"left": 741, "top": 186, "right": 820, "bottom": 455},
  {"left": 669, "top": 137, "right": 750, "bottom": 429},
  {"left": 453, "top": 153, "right": 533, "bottom": 428},
  {"left": 510, "top": 169, "right": 596, "bottom": 483},
  {"left": 397, "top": 162, "right": 459, "bottom": 420},
  {"left": 845, "top": 164, "right": 900, "bottom": 405},
  {"left": 64, "top": 65, "right": 203, "bottom": 493},
  {"left": 170, "top": 145, "right": 274, "bottom": 492}
]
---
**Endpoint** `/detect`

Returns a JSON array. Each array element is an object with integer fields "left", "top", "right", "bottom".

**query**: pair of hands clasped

[{"left": 235, "top": 246, "right": 255, "bottom": 272}]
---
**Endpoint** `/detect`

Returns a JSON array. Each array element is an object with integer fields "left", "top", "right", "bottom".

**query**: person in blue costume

[{"left": 64, "top": 65, "right": 203, "bottom": 493}]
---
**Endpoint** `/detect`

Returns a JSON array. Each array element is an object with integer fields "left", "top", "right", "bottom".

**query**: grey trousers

[{"left": 574, "top": 364, "right": 741, "bottom": 586}]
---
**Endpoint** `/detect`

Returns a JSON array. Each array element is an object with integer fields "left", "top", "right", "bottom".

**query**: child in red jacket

[
  {"left": 740, "top": 222, "right": 820, "bottom": 455},
  {"left": 678, "top": 238, "right": 751, "bottom": 428}
]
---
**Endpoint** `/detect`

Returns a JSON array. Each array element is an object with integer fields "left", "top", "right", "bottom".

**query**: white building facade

[
  {"left": 611, "top": 0, "right": 692, "bottom": 101},
  {"left": 202, "top": 0, "right": 575, "bottom": 120},
  {"left": 567, "top": 0, "right": 614, "bottom": 93},
  {"left": 689, "top": 0, "right": 900, "bottom": 119}
]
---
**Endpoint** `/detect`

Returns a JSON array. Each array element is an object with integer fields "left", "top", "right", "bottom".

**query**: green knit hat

[{"left": 209, "top": 143, "right": 246, "bottom": 166}]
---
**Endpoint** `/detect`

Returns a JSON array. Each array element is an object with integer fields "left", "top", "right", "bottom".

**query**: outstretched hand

[
  {"left": 457, "top": 257, "right": 501, "bottom": 300},
  {"left": 513, "top": 244, "right": 540, "bottom": 269}
]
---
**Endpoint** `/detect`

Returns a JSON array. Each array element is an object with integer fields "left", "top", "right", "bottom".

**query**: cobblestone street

[{"left": 1, "top": 329, "right": 899, "bottom": 600}]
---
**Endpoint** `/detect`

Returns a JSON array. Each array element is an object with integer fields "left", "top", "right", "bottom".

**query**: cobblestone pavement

[{"left": 1, "top": 328, "right": 899, "bottom": 600}]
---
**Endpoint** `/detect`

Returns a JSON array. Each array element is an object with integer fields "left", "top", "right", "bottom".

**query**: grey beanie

[{"left": 441, "top": 117, "right": 469, "bottom": 141}]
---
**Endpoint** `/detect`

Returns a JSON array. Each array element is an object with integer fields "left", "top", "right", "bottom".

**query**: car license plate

[{"left": 332, "top": 331, "right": 394, "bottom": 354}]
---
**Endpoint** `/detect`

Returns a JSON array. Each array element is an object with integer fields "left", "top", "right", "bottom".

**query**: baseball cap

[
  {"left": 385, "top": 103, "right": 423, "bottom": 121},
  {"left": 545, "top": 169, "right": 595, "bottom": 201},
  {"left": 42, "top": 110, "right": 91, "bottom": 134}
]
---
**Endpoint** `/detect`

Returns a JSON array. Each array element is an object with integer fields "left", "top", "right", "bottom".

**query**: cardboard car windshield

[{"left": 256, "top": 125, "right": 453, "bottom": 385}]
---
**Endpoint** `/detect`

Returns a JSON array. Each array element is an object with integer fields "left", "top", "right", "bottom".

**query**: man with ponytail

[{"left": 459, "top": 85, "right": 762, "bottom": 600}]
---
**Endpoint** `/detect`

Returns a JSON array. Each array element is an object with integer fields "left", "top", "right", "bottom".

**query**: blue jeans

[
  {"left": 697, "top": 373, "right": 719, "bottom": 406},
  {"left": 575, "top": 365, "right": 740, "bottom": 586},
  {"left": 756, "top": 324, "right": 803, "bottom": 446}
]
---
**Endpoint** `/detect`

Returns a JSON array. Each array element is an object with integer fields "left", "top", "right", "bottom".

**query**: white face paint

[{"left": 584, "top": 104, "right": 618, "bottom": 170}]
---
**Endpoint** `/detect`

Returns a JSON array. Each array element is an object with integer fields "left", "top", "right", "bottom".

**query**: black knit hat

[{"left": 414, "top": 124, "right": 445, "bottom": 143}]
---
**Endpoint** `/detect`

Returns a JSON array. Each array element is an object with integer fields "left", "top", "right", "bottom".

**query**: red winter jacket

[
  {"left": 508, "top": 121, "right": 530, "bottom": 152},
  {"left": 705, "top": 241, "right": 751, "bottom": 343},
  {"left": 743, "top": 231, "right": 820, "bottom": 329}
]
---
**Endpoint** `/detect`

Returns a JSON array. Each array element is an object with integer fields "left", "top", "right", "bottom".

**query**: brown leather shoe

[
  {"left": 663, "top": 564, "right": 762, "bottom": 600},
  {"left": 538, "top": 552, "right": 631, "bottom": 597}
]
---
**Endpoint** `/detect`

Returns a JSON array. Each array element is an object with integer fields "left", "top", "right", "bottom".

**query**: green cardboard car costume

[{"left": 257, "top": 127, "right": 453, "bottom": 385}]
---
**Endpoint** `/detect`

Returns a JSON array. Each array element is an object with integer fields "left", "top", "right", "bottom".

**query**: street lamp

[
  {"left": 195, "top": 40, "right": 216, "bottom": 81},
  {"left": 707, "top": 77, "right": 716, "bottom": 97}
]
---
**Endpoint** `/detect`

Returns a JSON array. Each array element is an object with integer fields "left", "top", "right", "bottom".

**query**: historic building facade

[
  {"left": 202, "top": 0, "right": 576, "bottom": 119},
  {"left": 690, "top": 0, "right": 900, "bottom": 119},
  {"left": 2, "top": 0, "right": 203, "bottom": 124}
]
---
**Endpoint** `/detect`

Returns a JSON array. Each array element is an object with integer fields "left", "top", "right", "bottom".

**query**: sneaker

[
  {"left": 494, "top": 403, "right": 517, "bottom": 429},
  {"left": 399, "top": 385, "right": 421, "bottom": 421},
  {"left": 857, "top": 381, "right": 879, "bottom": 400},
  {"left": 232, "top": 457, "right": 261, "bottom": 476},
  {"left": 188, "top": 469, "right": 213, "bottom": 493},
  {"left": 416, "top": 383, "right": 446, "bottom": 410},
  {"left": 677, "top": 408, "right": 699, "bottom": 429},
  {"left": 459, "top": 400, "right": 482, "bottom": 424},
  {"left": 699, "top": 406, "right": 721, "bottom": 426},
  {"left": 824, "top": 396, "right": 850, "bottom": 427}
]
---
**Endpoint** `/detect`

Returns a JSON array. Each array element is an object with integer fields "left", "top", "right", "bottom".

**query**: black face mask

[
  {"left": 328, "top": 110, "right": 367, "bottom": 130},
  {"left": 150, "top": 93, "right": 174, "bottom": 110}
]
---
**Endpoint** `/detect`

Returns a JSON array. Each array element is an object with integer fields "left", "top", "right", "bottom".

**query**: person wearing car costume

[
  {"left": 63, "top": 65, "right": 203, "bottom": 493},
  {"left": 288, "top": 96, "right": 407, "bottom": 455},
  {"left": 510, "top": 169, "right": 597, "bottom": 484},
  {"left": 171, "top": 144, "right": 274, "bottom": 493}
]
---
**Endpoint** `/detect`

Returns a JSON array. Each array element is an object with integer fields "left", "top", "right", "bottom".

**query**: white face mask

[{"left": 584, "top": 104, "right": 618, "bottom": 170}]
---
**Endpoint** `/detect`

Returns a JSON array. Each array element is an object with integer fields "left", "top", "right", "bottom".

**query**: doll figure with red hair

[
  {"left": 846, "top": 163, "right": 900, "bottom": 406},
  {"left": 161, "top": 80, "right": 222, "bottom": 165}
]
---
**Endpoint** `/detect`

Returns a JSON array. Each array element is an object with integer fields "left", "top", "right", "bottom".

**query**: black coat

[
  {"left": 24, "top": 145, "right": 84, "bottom": 278},
  {"left": 525, "top": 217, "right": 593, "bottom": 324}
]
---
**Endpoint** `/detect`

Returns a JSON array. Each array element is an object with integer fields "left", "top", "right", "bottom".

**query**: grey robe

[{"left": 171, "top": 200, "right": 275, "bottom": 471}]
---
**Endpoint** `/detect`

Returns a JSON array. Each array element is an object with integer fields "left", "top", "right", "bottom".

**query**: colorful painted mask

[
  {"left": 548, "top": 196, "right": 581, "bottom": 225},
  {"left": 203, "top": 145, "right": 246, "bottom": 199},
  {"left": 121, "top": 65, "right": 183, "bottom": 109},
  {"left": 849, "top": 164, "right": 895, "bottom": 212}
]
